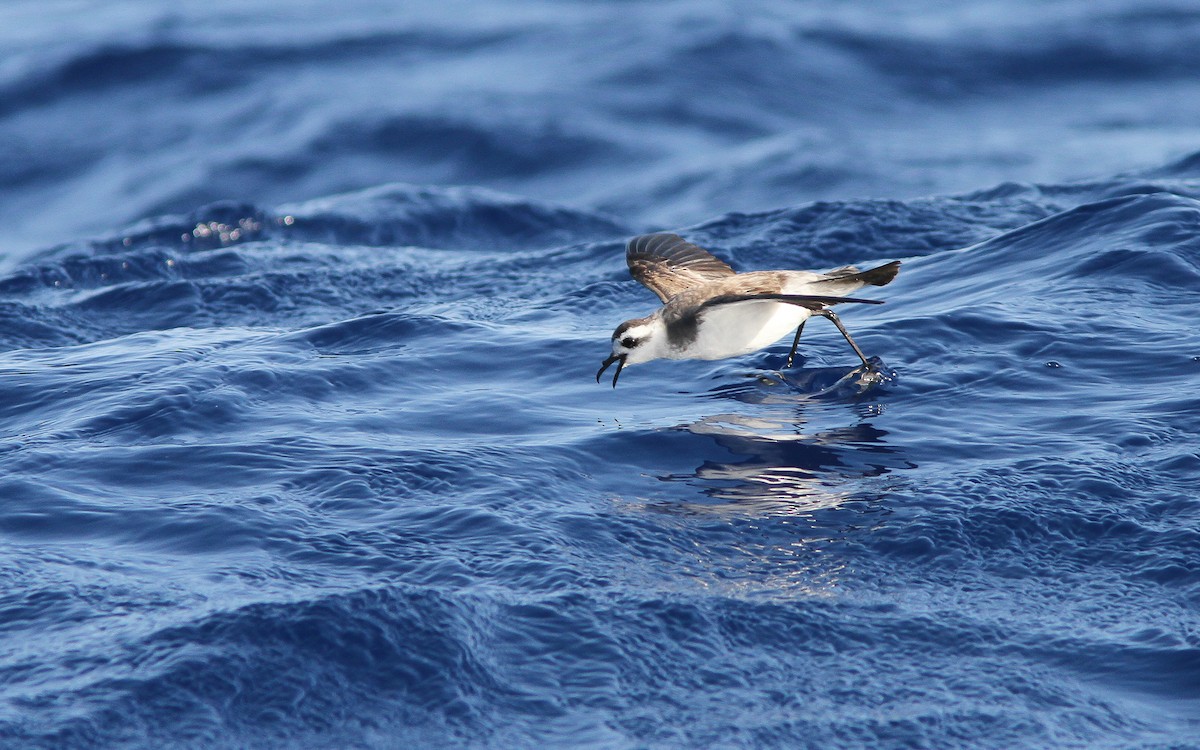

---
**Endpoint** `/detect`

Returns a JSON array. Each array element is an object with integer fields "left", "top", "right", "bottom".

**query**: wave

[
  {"left": 2, "top": 139, "right": 1200, "bottom": 749},
  {"left": 8, "top": 573, "right": 1197, "bottom": 748},
  {"left": 803, "top": 7, "right": 1200, "bottom": 94},
  {"left": 0, "top": 29, "right": 517, "bottom": 117}
]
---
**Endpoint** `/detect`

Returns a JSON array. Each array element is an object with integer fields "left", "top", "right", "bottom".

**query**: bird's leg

[
  {"left": 785, "top": 321, "right": 806, "bottom": 368},
  {"left": 815, "top": 309, "right": 873, "bottom": 369}
]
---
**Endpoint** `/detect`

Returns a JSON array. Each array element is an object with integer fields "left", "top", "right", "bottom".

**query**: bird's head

[{"left": 596, "top": 317, "right": 662, "bottom": 387}]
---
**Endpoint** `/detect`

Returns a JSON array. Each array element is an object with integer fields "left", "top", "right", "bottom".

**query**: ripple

[{"left": 3, "top": 9, "right": 1200, "bottom": 744}]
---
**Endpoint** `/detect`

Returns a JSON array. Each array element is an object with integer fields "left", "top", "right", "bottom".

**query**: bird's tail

[{"left": 824, "top": 260, "right": 901, "bottom": 287}]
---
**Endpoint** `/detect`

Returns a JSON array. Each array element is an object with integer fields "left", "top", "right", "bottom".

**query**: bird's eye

[{"left": 621, "top": 337, "right": 636, "bottom": 348}]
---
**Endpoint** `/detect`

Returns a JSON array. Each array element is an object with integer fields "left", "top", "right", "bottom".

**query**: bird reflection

[{"left": 653, "top": 361, "right": 910, "bottom": 517}]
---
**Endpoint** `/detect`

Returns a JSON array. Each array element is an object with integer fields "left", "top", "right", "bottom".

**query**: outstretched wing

[
  {"left": 626, "top": 233, "right": 736, "bottom": 303},
  {"left": 697, "top": 293, "right": 885, "bottom": 312}
]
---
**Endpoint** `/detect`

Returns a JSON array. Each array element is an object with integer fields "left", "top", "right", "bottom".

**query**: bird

[{"left": 596, "top": 233, "right": 900, "bottom": 387}]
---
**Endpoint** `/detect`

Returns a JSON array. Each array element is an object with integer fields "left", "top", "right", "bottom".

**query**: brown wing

[
  {"left": 697, "top": 293, "right": 884, "bottom": 312},
  {"left": 626, "top": 233, "right": 737, "bottom": 303}
]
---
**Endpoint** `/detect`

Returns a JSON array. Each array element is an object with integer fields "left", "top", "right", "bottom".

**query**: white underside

[{"left": 671, "top": 300, "right": 810, "bottom": 360}]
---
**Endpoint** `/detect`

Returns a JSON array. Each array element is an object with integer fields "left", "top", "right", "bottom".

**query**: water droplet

[{"left": 1045, "top": 361, "right": 1062, "bottom": 368}]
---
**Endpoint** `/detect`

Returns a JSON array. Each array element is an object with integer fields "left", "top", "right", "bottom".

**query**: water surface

[{"left": 1, "top": 1, "right": 1199, "bottom": 748}]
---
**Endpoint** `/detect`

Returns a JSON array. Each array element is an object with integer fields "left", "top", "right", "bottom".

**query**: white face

[
  {"left": 597, "top": 319, "right": 661, "bottom": 387},
  {"left": 610, "top": 321, "right": 658, "bottom": 365}
]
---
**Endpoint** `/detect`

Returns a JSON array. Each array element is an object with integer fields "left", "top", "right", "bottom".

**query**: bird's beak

[{"left": 596, "top": 353, "right": 626, "bottom": 388}]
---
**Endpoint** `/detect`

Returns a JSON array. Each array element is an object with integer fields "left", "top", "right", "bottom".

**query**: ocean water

[{"left": 2, "top": 1, "right": 1200, "bottom": 748}]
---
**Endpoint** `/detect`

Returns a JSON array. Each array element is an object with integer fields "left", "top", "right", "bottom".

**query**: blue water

[{"left": 2, "top": 2, "right": 1200, "bottom": 748}]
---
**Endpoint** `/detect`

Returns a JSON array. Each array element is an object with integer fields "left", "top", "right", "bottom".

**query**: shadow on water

[{"left": 642, "top": 359, "right": 913, "bottom": 518}]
